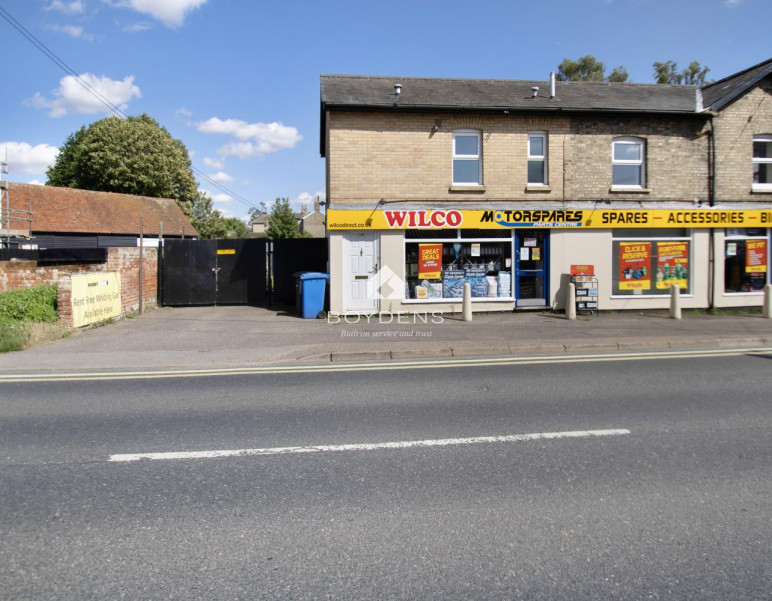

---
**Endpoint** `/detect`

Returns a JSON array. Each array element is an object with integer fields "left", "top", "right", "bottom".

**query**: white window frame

[
  {"left": 612, "top": 137, "right": 646, "bottom": 189},
  {"left": 452, "top": 130, "right": 482, "bottom": 186},
  {"left": 752, "top": 135, "right": 772, "bottom": 192},
  {"left": 724, "top": 228, "right": 770, "bottom": 294},
  {"left": 527, "top": 132, "right": 547, "bottom": 186}
]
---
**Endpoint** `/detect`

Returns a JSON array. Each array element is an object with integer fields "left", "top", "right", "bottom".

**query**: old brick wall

[
  {"left": 0, "top": 247, "right": 158, "bottom": 326},
  {"left": 713, "top": 82, "right": 772, "bottom": 202}
]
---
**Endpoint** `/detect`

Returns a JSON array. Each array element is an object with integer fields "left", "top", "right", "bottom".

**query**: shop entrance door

[
  {"left": 344, "top": 232, "right": 379, "bottom": 313},
  {"left": 514, "top": 230, "right": 549, "bottom": 307}
]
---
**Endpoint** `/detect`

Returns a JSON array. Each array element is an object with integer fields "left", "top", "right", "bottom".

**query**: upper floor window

[
  {"left": 527, "top": 133, "right": 547, "bottom": 185},
  {"left": 753, "top": 135, "right": 772, "bottom": 191},
  {"left": 612, "top": 137, "right": 646, "bottom": 188},
  {"left": 452, "top": 130, "right": 481, "bottom": 185}
]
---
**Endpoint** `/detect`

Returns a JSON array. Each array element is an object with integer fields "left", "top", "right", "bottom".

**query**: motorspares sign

[
  {"left": 71, "top": 272, "right": 122, "bottom": 327},
  {"left": 326, "top": 208, "right": 772, "bottom": 230}
]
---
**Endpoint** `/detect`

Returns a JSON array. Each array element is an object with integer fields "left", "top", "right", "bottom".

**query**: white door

[{"left": 344, "top": 232, "right": 379, "bottom": 313}]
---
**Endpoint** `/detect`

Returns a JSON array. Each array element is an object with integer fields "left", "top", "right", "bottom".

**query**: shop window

[
  {"left": 452, "top": 130, "right": 482, "bottom": 186},
  {"left": 527, "top": 133, "right": 547, "bottom": 185},
  {"left": 725, "top": 228, "right": 769, "bottom": 293},
  {"left": 405, "top": 232, "right": 513, "bottom": 300},
  {"left": 612, "top": 230, "right": 691, "bottom": 296},
  {"left": 612, "top": 137, "right": 645, "bottom": 188},
  {"left": 752, "top": 135, "right": 772, "bottom": 191}
]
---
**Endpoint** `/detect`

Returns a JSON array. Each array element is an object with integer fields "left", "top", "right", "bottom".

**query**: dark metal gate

[
  {"left": 162, "top": 239, "right": 267, "bottom": 306},
  {"left": 270, "top": 238, "right": 329, "bottom": 305}
]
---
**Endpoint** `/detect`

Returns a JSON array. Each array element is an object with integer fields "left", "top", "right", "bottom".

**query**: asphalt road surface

[{"left": 1, "top": 350, "right": 771, "bottom": 600}]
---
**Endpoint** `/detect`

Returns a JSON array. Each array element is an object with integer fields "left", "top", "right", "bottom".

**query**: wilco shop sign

[
  {"left": 70, "top": 272, "right": 122, "bottom": 327},
  {"left": 327, "top": 208, "right": 772, "bottom": 230}
]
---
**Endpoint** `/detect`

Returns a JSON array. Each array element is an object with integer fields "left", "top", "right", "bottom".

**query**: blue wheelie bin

[{"left": 295, "top": 272, "right": 329, "bottom": 319}]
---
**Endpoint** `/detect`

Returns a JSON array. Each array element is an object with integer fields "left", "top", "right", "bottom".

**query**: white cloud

[
  {"left": 27, "top": 179, "right": 45, "bottom": 186},
  {"left": 27, "top": 73, "right": 141, "bottom": 118},
  {"left": 44, "top": 1, "right": 86, "bottom": 14},
  {"left": 0, "top": 142, "right": 59, "bottom": 175},
  {"left": 725, "top": 0, "right": 742, "bottom": 6},
  {"left": 196, "top": 117, "right": 302, "bottom": 158},
  {"left": 123, "top": 21, "right": 153, "bottom": 33},
  {"left": 203, "top": 156, "right": 224, "bottom": 169},
  {"left": 49, "top": 24, "right": 95, "bottom": 40},
  {"left": 208, "top": 171, "right": 234, "bottom": 184},
  {"left": 102, "top": 0, "right": 207, "bottom": 28},
  {"left": 212, "top": 193, "right": 234, "bottom": 205}
]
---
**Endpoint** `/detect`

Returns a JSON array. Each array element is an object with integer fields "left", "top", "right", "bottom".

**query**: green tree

[
  {"left": 46, "top": 114, "right": 199, "bottom": 215},
  {"left": 266, "top": 197, "right": 303, "bottom": 239},
  {"left": 557, "top": 55, "right": 629, "bottom": 83},
  {"left": 219, "top": 216, "right": 250, "bottom": 239},
  {"left": 653, "top": 60, "right": 710, "bottom": 85},
  {"left": 247, "top": 202, "right": 268, "bottom": 222},
  {"left": 188, "top": 192, "right": 224, "bottom": 239}
]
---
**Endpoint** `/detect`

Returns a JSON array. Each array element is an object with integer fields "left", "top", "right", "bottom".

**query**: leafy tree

[
  {"left": 46, "top": 114, "right": 199, "bottom": 215},
  {"left": 247, "top": 202, "right": 268, "bottom": 222},
  {"left": 653, "top": 60, "right": 710, "bottom": 85},
  {"left": 266, "top": 197, "right": 304, "bottom": 239},
  {"left": 557, "top": 55, "right": 629, "bottom": 83},
  {"left": 188, "top": 192, "right": 224, "bottom": 239},
  {"left": 219, "top": 216, "right": 250, "bottom": 239}
]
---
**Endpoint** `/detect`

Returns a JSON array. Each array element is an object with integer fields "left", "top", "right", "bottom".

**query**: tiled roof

[
  {"left": 701, "top": 57, "right": 772, "bottom": 111},
  {"left": 321, "top": 74, "right": 700, "bottom": 114},
  {"left": 7, "top": 183, "right": 198, "bottom": 237}
]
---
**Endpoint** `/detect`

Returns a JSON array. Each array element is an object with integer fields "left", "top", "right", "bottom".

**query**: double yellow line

[{"left": 0, "top": 347, "right": 770, "bottom": 383}]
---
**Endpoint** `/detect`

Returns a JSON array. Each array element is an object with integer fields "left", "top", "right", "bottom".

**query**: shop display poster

[
  {"left": 745, "top": 240, "right": 768, "bottom": 273},
  {"left": 442, "top": 270, "right": 466, "bottom": 298},
  {"left": 619, "top": 242, "right": 651, "bottom": 290},
  {"left": 418, "top": 244, "right": 442, "bottom": 279},
  {"left": 656, "top": 242, "right": 689, "bottom": 289}
]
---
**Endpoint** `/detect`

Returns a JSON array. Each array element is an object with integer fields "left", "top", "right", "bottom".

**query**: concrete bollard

[
  {"left": 764, "top": 283, "right": 772, "bottom": 319},
  {"left": 669, "top": 285, "right": 682, "bottom": 320},
  {"left": 566, "top": 282, "right": 577, "bottom": 321},
  {"left": 463, "top": 282, "right": 472, "bottom": 322}
]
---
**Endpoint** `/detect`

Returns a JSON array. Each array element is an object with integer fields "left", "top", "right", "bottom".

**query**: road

[{"left": 1, "top": 350, "right": 771, "bottom": 600}]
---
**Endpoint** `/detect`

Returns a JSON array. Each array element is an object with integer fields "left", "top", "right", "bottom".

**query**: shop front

[{"left": 326, "top": 206, "right": 772, "bottom": 315}]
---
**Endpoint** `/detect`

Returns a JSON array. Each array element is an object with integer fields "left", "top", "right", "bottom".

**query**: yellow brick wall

[
  {"left": 327, "top": 110, "right": 710, "bottom": 205},
  {"left": 327, "top": 112, "right": 569, "bottom": 205},
  {"left": 713, "top": 83, "right": 772, "bottom": 201}
]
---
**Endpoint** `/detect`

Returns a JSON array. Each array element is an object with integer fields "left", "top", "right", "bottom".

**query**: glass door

[{"left": 515, "top": 230, "right": 548, "bottom": 307}]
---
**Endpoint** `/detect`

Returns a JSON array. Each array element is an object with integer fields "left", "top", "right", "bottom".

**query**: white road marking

[
  {"left": 109, "top": 428, "right": 631, "bottom": 462},
  {"left": 0, "top": 347, "right": 770, "bottom": 383}
]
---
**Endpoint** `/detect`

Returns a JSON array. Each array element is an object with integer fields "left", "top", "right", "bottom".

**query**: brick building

[{"left": 320, "top": 58, "right": 772, "bottom": 315}]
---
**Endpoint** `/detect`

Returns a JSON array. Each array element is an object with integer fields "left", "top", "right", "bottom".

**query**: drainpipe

[{"left": 707, "top": 115, "right": 716, "bottom": 311}]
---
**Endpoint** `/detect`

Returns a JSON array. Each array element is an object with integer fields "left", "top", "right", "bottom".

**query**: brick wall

[
  {"left": 328, "top": 111, "right": 570, "bottom": 204},
  {"left": 713, "top": 82, "right": 772, "bottom": 202},
  {"left": 0, "top": 247, "right": 158, "bottom": 326},
  {"left": 327, "top": 110, "right": 708, "bottom": 204},
  {"left": 566, "top": 115, "right": 709, "bottom": 202}
]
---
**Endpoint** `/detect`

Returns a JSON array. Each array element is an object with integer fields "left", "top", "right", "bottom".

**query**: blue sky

[{"left": 1, "top": 0, "right": 769, "bottom": 221}]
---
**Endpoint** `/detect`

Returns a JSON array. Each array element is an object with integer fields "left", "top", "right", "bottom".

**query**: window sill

[
  {"left": 449, "top": 185, "right": 486, "bottom": 193},
  {"left": 751, "top": 185, "right": 772, "bottom": 194},
  {"left": 525, "top": 185, "right": 551, "bottom": 192},
  {"left": 610, "top": 186, "right": 650, "bottom": 194}
]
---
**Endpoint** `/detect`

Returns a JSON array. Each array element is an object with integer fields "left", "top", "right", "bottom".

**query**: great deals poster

[
  {"left": 656, "top": 242, "right": 689, "bottom": 289},
  {"left": 745, "top": 240, "right": 768, "bottom": 274},
  {"left": 418, "top": 244, "right": 443, "bottom": 279},
  {"left": 619, "top": 242, "right": 651, "bottom": 290}
]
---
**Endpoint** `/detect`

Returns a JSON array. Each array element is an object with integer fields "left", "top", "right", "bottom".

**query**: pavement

[{"left": 1, "top": 304, "right": 772, "bottom": 373}]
